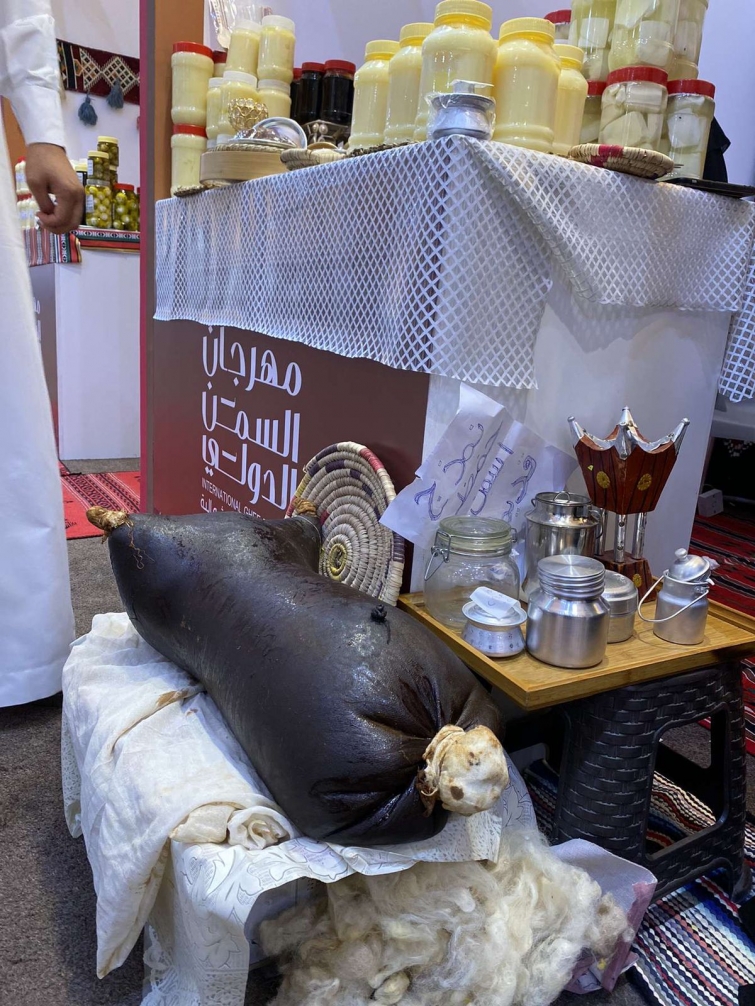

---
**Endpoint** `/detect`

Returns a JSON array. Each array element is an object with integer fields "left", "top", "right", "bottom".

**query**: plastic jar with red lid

[
  {"left": 321, "top": 59, "right": 356, "bottom": 126},
  {"left": 544, "top": 9, "right": 571, "bottom": 40},
  {"left": 599, "top": 65, "right": 668, "bottom": 151},
  {"left": 296, "top": 62, "right": 325, "bottom": 125},
  {"left": 171, "top": 42, "right": 214, "bottom": 126},
  {"left": 662, "top": 78, "right": 715, "bottom": 178},
  {"left": 581, "top": 80, "right": 607, "bottom": 143}
]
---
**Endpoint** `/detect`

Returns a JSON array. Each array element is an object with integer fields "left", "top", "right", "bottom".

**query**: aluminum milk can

[
  {"left": 523, "top": 491, "right": 603, "bottom": 599},
  {"left": 639, "top": 549, "right": 712, "bottom": 645}
]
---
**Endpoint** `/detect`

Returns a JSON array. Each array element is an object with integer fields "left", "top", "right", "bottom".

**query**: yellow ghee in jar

[
  {"left": 205, "top": 78, "right": 224, "bottom": 146},
  {"left": 218, "top": 71, "right": 260, "bottom": 140},
  {"left": 552, "top": 44, "right": 589, "bottom": 155},
  {"left": 349, "top": 40, "right": 400, "bottom": 151},
  {"left": 226, "top": 20, "right": 261, "bottom": 76},
  {"left": 171, "top": 41, "right": 214, "bottom": 126},
  {"left": 171, "top": 124, "right": 207, "bottom": 194},
  {"left": 385, "top": 23, "right": 434, "bottom": 145},
  {"left": 257, "top": 14, "right": 296, "bottom": 85},
  {"left": 414, "top": 0, "right": 496, "bottom": 142},
  {"left": 493, "top": 18, "right": 561, "bottom": 153}
]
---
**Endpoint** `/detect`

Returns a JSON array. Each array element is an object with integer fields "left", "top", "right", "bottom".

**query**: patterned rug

[
  {"left": 61, "top": 465, "right": 140, "bottom": 540},
  {"left": 526, "top": 761, "right": 755, "bottom": 1006},
  {"left": 691, "top": 509, "right": 755, "bottom": 756}
]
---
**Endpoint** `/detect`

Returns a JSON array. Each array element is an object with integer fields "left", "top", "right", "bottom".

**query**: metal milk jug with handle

[
  {"left": 523, "top": 491, "right": 603, "bottom": 600},
  {"left": 638, "top": 549, "right": 713, "bottom": 645}
]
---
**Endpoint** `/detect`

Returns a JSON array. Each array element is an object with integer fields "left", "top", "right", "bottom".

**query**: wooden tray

[{"left": 398, "top": 593, "right": 755, "bottom": 711}]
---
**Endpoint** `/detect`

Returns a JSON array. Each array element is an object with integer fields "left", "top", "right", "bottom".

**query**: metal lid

[
  {"left": 436, "top": 516, "right": 514, "bottom": 555},
  {"left": 602, "top": 571, "right": 638, "bottom": 614},
  {"left": 668, "top": 548, "right": 711, "bottom": 582},
  {"left": 538, "top": 554, "right": 606, "bottom": 599},
  {"left": 527, "top": 491, "right": 599, "bottom": 527}
]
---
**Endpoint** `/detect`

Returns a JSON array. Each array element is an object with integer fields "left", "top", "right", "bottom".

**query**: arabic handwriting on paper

[
  {"left": 200, "top": 327, "right": 304, "bottom": 515},
  {"left": 381, "top": 385, "right": 578, "bottom": 551}
]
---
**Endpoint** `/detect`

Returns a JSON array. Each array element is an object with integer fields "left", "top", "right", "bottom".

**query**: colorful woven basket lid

[
  {"left": 285, "top": 442, "right": 405, "bottom": 605},
  {"left": 570, "top": 144, "right": 674, "bottom": 180}
]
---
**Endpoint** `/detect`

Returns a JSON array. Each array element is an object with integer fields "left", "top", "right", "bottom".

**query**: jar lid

[
  {"left": 556, "top": 44, "right": 583, "bottom": 67},
  {"left": 223, "top": 70, "right": 259, "bottom": 85},
  {"left": 606, "top": 66, "right": 668, "bottom": 87},
  {"left": 399, "top": 22, "right": 434, "bottom": 44},
  {"left": 259, "top": 78, "right": 290, "bottom": 91},
  {"left": 436, "top": 0, "right": 493, "bottom": 29},
  {"left": 668, "top": 548, "right": 711, "bottom": 582},
  {"left": 587, "top": 80, "right": 608, "bottom": 96},
  {"left": 87, "top": 178, "right": 109, "bottom": 187},
  {"left": 173, "top": 41, "right": 213, "bottom": 59},
  {"left": 324, "top": 59, "right": 357, "bottom": 73},
  {"left": 365, "top": 40, "right": 400, "bottom": 59},
  {"left": 538, "top": 555, "right": 606, "bottom": 598},
  {"left": 301, "top": 61, "right": 326, "bottom": 73},
  {"left": 173, "top": 124, "right": 207, "bottom": 136},
  {"left": 233, "top": 19, "right": 261, "bottom": 32},
  {"left": 293, "top": 66, "right": 302, "bottom": 80},
  {"left": 436, "top": 515, "right": 514, "bottom": 554},
  {"left": 213, "top": 50, "right": 227, "bottom": 62},
  {"left": 464, "top": 588, "right": 527, "bottom": 627},
  {"left": 527, "top": 491, "right": 598, "bottom": 526},
  {"left": 667, "top": 78, "right": 715, "bottom": 99},
  {"left": 544, "top": 9, "right": 571, "bottom": 22},
  {"left": 602, "top": 571, "right": 638, "bottom": 613},
  {"left": 261, "top": 14, "right": 295, "bottom": 32},
  {"left": 500, "top": 17, "right": 555, "bottom": 42},
  {"left": 88, "top": 151, "right": 108, "bottom": 160},
  {"left": 114, "top": 183, "right": 135, "bottom": 191},
  {"left": 97, "top": 136, "right": 119, "bottom": 144},
  {"left": 209, "top": 77, "right": 225, "bottom": 88}
]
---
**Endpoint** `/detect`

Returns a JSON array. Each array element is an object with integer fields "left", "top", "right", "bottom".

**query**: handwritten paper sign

[{"left": 381, "top": 385, "right": 577, "bottom": 550}]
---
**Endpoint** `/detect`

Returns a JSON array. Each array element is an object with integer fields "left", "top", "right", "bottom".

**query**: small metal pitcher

[
  {"left": 523, "top": 491, "right": 603, "bottom": 600},
  {"left": 638, "top": 549, "right": 713, "bottom": 645}
]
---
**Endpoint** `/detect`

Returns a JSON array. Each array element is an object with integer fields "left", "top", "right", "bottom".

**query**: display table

[
  {"left": 31, "top": 249, "right": 140, "bottom": 460},
  {"left": 148, "top": 138, "right": 755, "bottom": 575}
]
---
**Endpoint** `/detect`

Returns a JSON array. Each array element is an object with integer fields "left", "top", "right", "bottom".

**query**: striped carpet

[
  {"left": 691, "top": 509, "right": 755, "bottom": 756},
  {"left": 527, "top": 761, "right": 755, "bottom": 1006},
  {"left": 60, "top": 464, "right": 141, "bottom": 540}
]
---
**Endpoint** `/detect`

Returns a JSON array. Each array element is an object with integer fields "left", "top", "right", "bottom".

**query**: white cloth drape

[{"left": 0, "top": 0, "right": 73, "bottom": 705}]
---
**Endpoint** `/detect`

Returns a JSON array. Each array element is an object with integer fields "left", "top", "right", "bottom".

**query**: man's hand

[{"left": 25, "top": 143, "right": 84, "bottom": 235}]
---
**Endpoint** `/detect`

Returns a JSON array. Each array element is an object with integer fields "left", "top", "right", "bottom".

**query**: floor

[{"left": 0, "top": 458, "right": 745, "bottom": 1005}]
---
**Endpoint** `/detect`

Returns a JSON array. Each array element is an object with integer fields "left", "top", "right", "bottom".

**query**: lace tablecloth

[{"left": 155, "top": 136, "right": 755, "bottom": 394}]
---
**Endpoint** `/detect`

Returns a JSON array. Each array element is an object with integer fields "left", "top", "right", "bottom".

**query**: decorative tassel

[
  {"left": 107, "top": 79, "right": 124, "bottom": 110},
  {"left": 78, "top": 94, "right": 98, "bottom": 126}
]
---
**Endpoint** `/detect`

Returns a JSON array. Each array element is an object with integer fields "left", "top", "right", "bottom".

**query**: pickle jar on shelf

[
  {"left": 385, "top": 23, "right": 433, "bottom": 145},
  {"left": 609, "top": 0, "right": 681, "bottom": 74},
  {"left": 544, "top": 8, "right": 572, "bottom": 41},
  {"left": 663, "top": 78, "right": 714, "bottom": 179},
  {"left": 581, "top": 80, "right": 607, "bottom": 142},
  {"left": 424, "top": 516, "right": 520, "bottom": 631},
  {"left": 85, "top": 179, "right": 112, "bottom": 228},
  {"left": 414, "top": 0, "right": 497, "bottom": 142},
  {"left": 348, "top": 40, "right": 399, "bottom": 150},
  {"left": 552, "top": 44, "right": 589, "bottom": 155},
  {"left": 97, "top": 136, "right": 119, "bottom": 169},
  {"left": 568, "top": 0, "right": 616, "bottom": 82},
  {"left": 112, "top": 183, "right": 138, "bottom": 231},
  {"left": 171, "top": 41, "right": 214, "bottom": 126},
  {"left": 599, "top": 65, "right": 668, "bottom": 150},
  {"left": 493, "top": 17, "right": 562, "bottom": 153},
  {"left": 87, "top": 150, "right": 109, "bottom": 182}
]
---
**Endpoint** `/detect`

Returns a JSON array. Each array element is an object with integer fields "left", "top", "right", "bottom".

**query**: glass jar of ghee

[
  {"left": 85, "top": 179, "right": 112, "bottom": 228},
  {"left": 257, "top": 14, "right": 296, "bottom": 85},
  {"left": 213, "top": 49, "right": 227, "bottom": 77},
  {"left": 493, "top": 17, "right": 561, "bottom": 153},
  {"left": 112, "top": 183, "right": 138, "bottom": 231},
  {"left": 206, "top": 78, "right": 224, "bottom": 148},
  {"left": 569, "top": 0, "right": 616, "bottom": 82},
  {"left": 609, "top": 0, "right": 681, "bottom": 74},
  {"left": 414, "top": 0, "right": 497, "bottom": 142},
  {"left": 545, "top": 9, "right": 572, "bottom": 41},
  {"left": 87, "top": 150, "right": 109, "bottom": 182},
  {"left": 672, "top": 0, "right": 707, "bottom": 70},
  {"left": 348, "top": 40, "right": 399, "bottom": 150},
  {"left": 171, "top": 41, "right": 214, "bottom": 126},
  {"left": 218, "top": 70, "right": 260, "bottom": 141},
  {"left": 384, "top": 22, "right": 434, "bottom": 145},
  {"left": 580, "top": 80, "right": 607, "bottom": 142},
  {"left": 553, "top": 44, "right": 589, "bottom": 155},
  {"left": 97, "top": 136, "right": 119, "bottom": 168},
  {"left": 663, "top": 78, "right": 714, "bottom": 178},
  {"left": 226, "top": 20, "right": 260, "bottom": 76},
  {"left": 600, "top": 65, "right": 668, "bottom": 150},
  {"left": 258, "top": 78, "right": 292, "bottom": 118},
  {"left": 171, "top": 124, "right": 207, "bottom": 194}
]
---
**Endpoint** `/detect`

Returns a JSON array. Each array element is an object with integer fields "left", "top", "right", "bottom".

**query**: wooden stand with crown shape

[{"left": 568, "top": 408, "right": 689, "bottom": 595}]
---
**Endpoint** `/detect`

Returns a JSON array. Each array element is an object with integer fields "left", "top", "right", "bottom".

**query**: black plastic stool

[{"left": 552, "top": 661, "right": 749, "bottom": 901}]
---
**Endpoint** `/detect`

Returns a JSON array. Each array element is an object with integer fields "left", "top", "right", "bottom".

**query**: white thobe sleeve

[{"left": 0, "top": 0, "right": 65, "bottom": 147}]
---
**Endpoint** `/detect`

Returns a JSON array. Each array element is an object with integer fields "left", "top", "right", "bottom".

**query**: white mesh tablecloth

[{"left": 155, "top": 136, "right": 755, "bottom": 392}]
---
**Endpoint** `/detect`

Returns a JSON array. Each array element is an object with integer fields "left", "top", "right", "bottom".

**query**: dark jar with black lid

[
  {"left": 321, "top": 59, "right": 356, "bottom": 126},
  {"left": 296, "top": 62, "right": 325, "bottom": 124}
]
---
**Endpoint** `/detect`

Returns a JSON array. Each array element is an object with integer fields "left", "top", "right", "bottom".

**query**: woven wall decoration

[{"left": 57, "top": 39, "right": 140, "bottom": 106}]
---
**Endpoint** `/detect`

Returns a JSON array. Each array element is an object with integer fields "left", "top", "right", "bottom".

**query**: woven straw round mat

[
  {"left": 570, "top": 143, "right": 674, "bottom": 179},
  {"left": 285, "top": 442, "right": 404, "bottom": 605}
]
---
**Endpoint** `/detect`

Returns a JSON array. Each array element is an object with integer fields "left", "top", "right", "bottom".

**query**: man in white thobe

[{"left": 0, "top": 0, "right": 83, "bottom": 704}]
